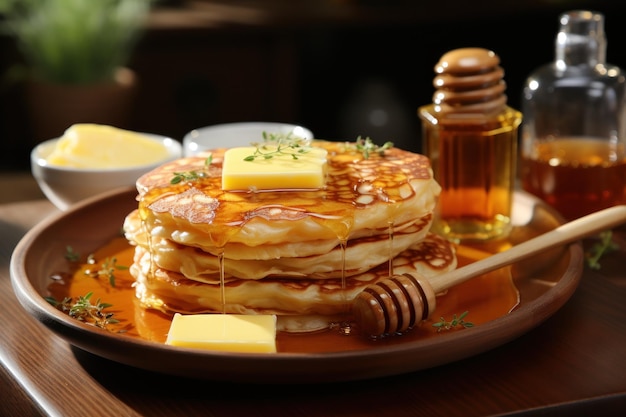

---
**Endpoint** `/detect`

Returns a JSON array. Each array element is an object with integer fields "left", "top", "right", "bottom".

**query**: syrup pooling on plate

[
  {"left": 45, "top": 235, "right": 520, "bottom": 351},
  {"left": 125, "top": 140, "right": 447, "bottom": 332}
]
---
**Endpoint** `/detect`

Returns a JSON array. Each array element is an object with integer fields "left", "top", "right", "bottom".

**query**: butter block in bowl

[{"left": 31, "top": 124, "right": 182, "bottom": 210}]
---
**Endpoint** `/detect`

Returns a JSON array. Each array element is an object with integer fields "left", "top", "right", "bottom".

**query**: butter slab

[
  {"left": 45, "top": 123, "right": 169, "bottom": 169},
  {"left": 222, "top": 146, "right": 327, "bottom": 190},
  {"left": 165, "top": 313, "right": 277, "bottom": 353}
]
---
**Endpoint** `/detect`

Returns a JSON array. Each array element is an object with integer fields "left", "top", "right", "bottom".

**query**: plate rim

[{"left": 10, "top": 187, "right": 583, "bottom": 383}]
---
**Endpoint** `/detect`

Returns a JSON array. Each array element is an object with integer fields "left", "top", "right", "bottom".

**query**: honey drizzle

[
  {"left": 339, "top": 238, "right": 347, "bottom": 287},
  {"left": 138, "top": 202, "right": 156, "bottom": 282},
  {"left": 388, "top": 221, "right": 394, "bottom": 277},
  {"left": 303, "top": 217, "right": 348, "bottom": 326},
  {"left": 217, "top": 248, "right": 226, "bottom": 313}
]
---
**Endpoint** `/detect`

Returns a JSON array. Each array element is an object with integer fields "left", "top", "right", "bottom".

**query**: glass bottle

[
  {"left": 419, "top": 48, "right": 522, "bottom": 243},
  {"left": 520, "top": 10, "right": 626, "bottom": 220}
]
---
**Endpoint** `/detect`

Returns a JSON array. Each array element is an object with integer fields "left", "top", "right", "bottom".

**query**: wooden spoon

[{"left": 352, "top": 205, "right": 626, "bottom": 338}]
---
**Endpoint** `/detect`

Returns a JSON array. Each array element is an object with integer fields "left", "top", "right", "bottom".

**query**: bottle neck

[{"left": 555, "top": 11, "right": 606, "bottom": 69}]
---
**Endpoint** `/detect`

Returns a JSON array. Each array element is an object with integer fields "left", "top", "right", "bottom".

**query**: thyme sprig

[
  {"left": 45, "top": 292, "right": 119, "bottom": 330},
  {"left": 64, "top": 246, "right": 127, "bottom": 288},
  {"left": 170, "top": 155, "right": 213, "bottom": 184},
  {"left": 244, "top": 131, "right": 311, "bottom": 161},
  {"left": 84, "top": 255, "right": 127, "bottom": 288},
  {"left": 586, "top": 230, "right": 619, "bottom": 270},
  {"left": 347, "top": 136, "right": 393, "bottom": 159},
  {"left": 64, "top": 245, "right": 80, "bottom": 262},
  {"left": 432, "top": 311, "right": 474, "bottom": 332}
]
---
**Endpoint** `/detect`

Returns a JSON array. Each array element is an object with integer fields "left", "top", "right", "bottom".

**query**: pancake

[
  {"left": 132, "top": 141, "right": 440, "bottom": 251},
  {"left": 125, "top": 138, "right": 449, "bottom": 332},
  {"left": 131, "top": 233, "right": 456, "bottom": 332},
  {"left": 124, "top": 208, "right": 433, "bottom": 280}
]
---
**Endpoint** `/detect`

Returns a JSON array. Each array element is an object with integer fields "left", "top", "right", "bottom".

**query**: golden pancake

[
  {"left": 131, "top": 233, "right": 456, "bottom": 332},
  {"left": 132, "top": 141, "right": 440, "bottom": 251},
  {"left": 124, "top": 209, "right": 432, "bottom": 280}
]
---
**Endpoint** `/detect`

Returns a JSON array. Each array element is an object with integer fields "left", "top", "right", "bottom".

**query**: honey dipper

[{"left": 352, "top": 205, "right": 626, "bottom": 337}]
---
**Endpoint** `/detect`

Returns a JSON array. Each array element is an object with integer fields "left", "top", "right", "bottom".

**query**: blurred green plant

[{"left": 0, "top": 0, "right": 153, "bottom": 84}]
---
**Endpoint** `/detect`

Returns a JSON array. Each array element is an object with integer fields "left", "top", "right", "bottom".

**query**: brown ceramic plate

[{"left": 10, "top": 187, "right": 583, "bottom": 383}]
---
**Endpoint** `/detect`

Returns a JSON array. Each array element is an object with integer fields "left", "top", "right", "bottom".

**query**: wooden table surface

[{"left": 1, "top": 198, "right": 625, "bottom": 417}]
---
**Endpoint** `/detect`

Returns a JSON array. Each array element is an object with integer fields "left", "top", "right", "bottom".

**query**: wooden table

[{"left": 1, "top": 199, "right": 625, "bottom": 417}]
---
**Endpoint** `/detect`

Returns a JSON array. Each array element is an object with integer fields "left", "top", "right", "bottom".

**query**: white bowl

[
  {"left": 183, "top": 122, "right": 314, "bottom": 156},
  {"left": 31, "top": 133, "right": 182, "bottom": 211}
]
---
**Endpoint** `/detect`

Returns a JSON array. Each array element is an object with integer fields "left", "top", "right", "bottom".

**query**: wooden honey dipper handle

[{"left": 353, "top": 205, "right": 626, "bottom": 338}]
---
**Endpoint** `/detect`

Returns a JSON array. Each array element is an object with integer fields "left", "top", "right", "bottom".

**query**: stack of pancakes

[{"left": 123, "top": 140, "right": 457, "bottom": 332}]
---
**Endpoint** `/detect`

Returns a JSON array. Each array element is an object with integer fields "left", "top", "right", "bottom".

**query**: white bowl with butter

[
  {"left": 31, "top": 124, "right": 182, "bottom": 210},
  {"left": 182, "top": 122, "right": 314, "bottom": 156}
]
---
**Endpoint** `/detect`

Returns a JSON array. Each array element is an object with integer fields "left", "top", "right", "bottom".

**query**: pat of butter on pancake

[
  {"left": 165, "top": 313, "right": 277, "bottom": 353},
  {"left": 222, "top": 146, "right": 327, "bottom": 190}
]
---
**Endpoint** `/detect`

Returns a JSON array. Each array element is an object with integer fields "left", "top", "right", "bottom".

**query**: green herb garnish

[
  {"left": 46, "top": 292, "right": 119, "bottom": 330},
  {"left": 432, "top": 311, "right": 474, "bottom": 332},
  {"left": 170, "top": 155, "right": 213, "bottom": 184},
  {"left": 586, "top": 230, "right": 618, "bottom": 270},
  {"left": 244, "top": 131, "right": 311, "bottom": 161},
  {"left": 346, "top": 136, "right": 393, "bottom": 159},
  {"left": 64, "top": 245, "right": 80, "bottom": 262},
  {"left": 84, "top": 255, "right": 127, "bottom": 288}
]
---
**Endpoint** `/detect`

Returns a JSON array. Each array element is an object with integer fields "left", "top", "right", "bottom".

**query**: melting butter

[{"left": 221, "top": 146, "right": 327, "bottom": 190}]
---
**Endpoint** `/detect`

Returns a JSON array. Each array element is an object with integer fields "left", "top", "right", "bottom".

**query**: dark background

[{"left": 2, "top": 0, "right": 625, "bottom": 171}]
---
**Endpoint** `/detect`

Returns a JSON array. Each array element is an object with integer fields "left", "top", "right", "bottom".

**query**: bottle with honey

[
  {"left": 419, "top": 48, "right": 522, "bottom": 243},
  {"left": 520, "top": 10, "right": 626, "bottom": 220}
]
